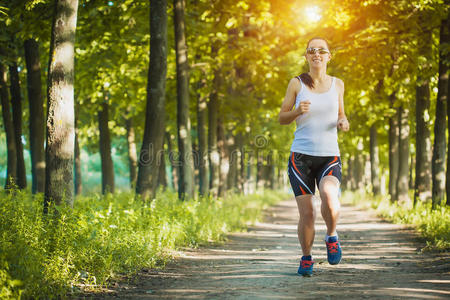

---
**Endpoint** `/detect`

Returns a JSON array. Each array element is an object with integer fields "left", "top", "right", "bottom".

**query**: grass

[
  {"left": 341, "top": 190, "right": 450, "bottom": 252},
  {"left": 0, "top": 188, "right": 288, "bottom": 299}
]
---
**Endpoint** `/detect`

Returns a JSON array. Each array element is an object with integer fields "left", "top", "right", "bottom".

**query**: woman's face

[{"left": 305, "top": 39, "right": 331, "bottom": 68}]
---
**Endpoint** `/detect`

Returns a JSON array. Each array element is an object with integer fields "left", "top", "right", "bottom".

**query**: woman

[{"left": 278, "top": 37, "right": 349, "bottom": 276}]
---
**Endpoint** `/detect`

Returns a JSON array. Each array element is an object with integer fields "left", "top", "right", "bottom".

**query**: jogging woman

[{"left": 278, "top": 37, "right": 349, "bottom": 276}]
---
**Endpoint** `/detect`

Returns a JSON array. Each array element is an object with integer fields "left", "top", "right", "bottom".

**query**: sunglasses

[{"left": 306, "top": 47, "right": 330, "bottom": 55}]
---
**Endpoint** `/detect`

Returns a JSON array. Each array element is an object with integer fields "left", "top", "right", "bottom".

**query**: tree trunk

[
  {"left": 197, "top": 86, "right": 209, "bottom": 197},
  {"left": 9, "top": 63, "right": 27, "bottom": 189},
  {"left": 166, "top": 132, "right": 178, "bottom": 191},
  {"left": 126, "top": 118, "right": 137, "bottom": 189},
  {"left": 256, "top": 150, "right": 264, "bottom": 190},
  {"left": 414, "top": 33, "right": 433, "bottom": 205},
  {"left": 235, "top": 133, "right": 245, "bottom": 193},
  {"left": 74, "top": 124, "right": 82, "bottom": 196},
  {"left": 435, "top": 14, "right": 450, "bottom": 207},
  {"left": 98, "top": 101, "right": 114, "bottom": 194},
  {"left": 44, "top": 0, "right": 79, "bottom": 212},
  {"left": 217, "top": 117, "right": 228, "bottom": 197},
  {"left": 389, "top": 94, "right": 400, "bottom": 202},
  {"left": 136, "top": 0, "right": 167, "bottom": 200},
  {"left": 397, "top": 104, "right": 410, "bottom": 204},
  {"left": 0, "top": 64, "right": 17, "bottom": 189},
  {"left": 370, "top": 123, "right": 381, "bottom": 195},
  {"left": 157, "top": 149, "right": 167, "bottom": 190},
  {"left": 174, "top": 0, "right": 194, "bottom": 200},
  {"left": 347, "top": 155, "right": 356, "bottom": 190},
  {"left": 208, "top": 70, "right": 220, "bottom": 197},
  {"left": 24, "top": 38, "right": 45, "bottom": 194},
  {"left": 226, "top": 134, "right": 238, "bottom": 193}
]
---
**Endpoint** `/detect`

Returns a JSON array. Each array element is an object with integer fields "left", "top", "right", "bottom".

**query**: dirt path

[{"left": 90, "top": 198, "right": 450, "bottom": 299}]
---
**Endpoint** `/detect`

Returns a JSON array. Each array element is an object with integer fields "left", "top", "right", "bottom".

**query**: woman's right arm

[{"left": 278, "top": 78, "right": 308, "bottom": 125}]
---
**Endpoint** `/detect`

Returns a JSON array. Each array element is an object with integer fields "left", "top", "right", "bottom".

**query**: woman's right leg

[{"left": 295, "top": 194, "right": 316, "bottom": 256}]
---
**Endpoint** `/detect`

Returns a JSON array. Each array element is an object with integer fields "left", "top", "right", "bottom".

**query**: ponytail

[{"left": 299, "top": 73, "right": 314, "bottom": 89}]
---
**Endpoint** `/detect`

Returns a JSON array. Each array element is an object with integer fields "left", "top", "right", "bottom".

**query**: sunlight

[{"left": 304, "top": 5, "right": 322, "bottom": 23}]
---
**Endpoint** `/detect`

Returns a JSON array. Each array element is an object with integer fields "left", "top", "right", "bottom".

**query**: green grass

[
  {"left": 341, "top": 190, "right": 450, "bottom": 252},
  {"left": 0, "top": 188, "right": 288, "bottom": 299}
]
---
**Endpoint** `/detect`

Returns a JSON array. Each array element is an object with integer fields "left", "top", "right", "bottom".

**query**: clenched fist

[
  {"left": 296, "top": 100, "right": 311, "bottom": 115},
  {"left": 337, "top": 118, "right": 349, "bottom": 131}
]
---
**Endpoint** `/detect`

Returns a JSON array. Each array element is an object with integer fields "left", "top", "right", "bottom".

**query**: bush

[{"left": 0, "top": 189, "right": 287, "bottom": 298}]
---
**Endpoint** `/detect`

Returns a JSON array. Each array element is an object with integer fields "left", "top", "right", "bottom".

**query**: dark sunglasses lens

[
  {"left": 307, "top": 48, "right": 315, "bottom": 54},
  {"left": 319, "top": 49, "right": 329, "bottom": 54}
]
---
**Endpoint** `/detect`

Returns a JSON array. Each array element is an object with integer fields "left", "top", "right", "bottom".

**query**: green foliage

[
  {"left": 342, "top": 191, "right": 450, "bottom": 252},
  {"left": 0, "top": 189, "right": 287, "bottom": 298}
]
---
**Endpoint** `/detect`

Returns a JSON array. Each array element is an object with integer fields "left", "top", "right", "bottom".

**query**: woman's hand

[
  {"left": 337, "top": 117, "right": 349, "bottom": 131},
  {"left": 296, "top": 100, "right": 311, "bottom": 115}
]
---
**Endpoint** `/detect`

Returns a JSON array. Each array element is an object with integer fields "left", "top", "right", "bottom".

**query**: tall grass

[
  {"left": 341, "top": 191, "right": 450, "bottom": 252},
  {"left": 0, "top": 189, "right": 288, "bottom": 298}
]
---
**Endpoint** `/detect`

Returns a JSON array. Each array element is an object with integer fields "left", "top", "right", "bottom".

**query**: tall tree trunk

[
  {"left": 98, "top": 102, "right": 114, "bottom": 194},
  {"left": 217, "top": 117, "right": 228, "bottom": 197},
  {"left": 236, "top": 133, "right": 245, "bottom": 193},
  {"left": 389, "top": 94, "right": 400, "bottom": 202},
  {"left": 197, "top": 84, "right": 209, "bottom": 196},
  {"left": 44, "top": 0, "right": 79, "bottom": 212},
  {"left": 414, "top": 32, "right": 433, "bottom": 205},
  {"left": 226, "top": 134, "right": 238, "bottom": 192},
  {"left": 348, "top": 155, "right": 356, "bottom": 191},
  {"left": 397, "top": 104, "right": 410, "bottom": 204},
  {"left": 126, "top": 118, "right": 137, "bottom": 189},
  {"left": 74, "top": 124, "right": 82, "bottom": 195},
  {"left": 174, "top": 0, "right": 194, "bottom": 200},
  {"left": 24, "top": 38, "right": 45, "bottom": 194},
  {"left": 9, "top": 63, "right": 27, "bottom": 189},
  {"left": 256, "top": 150, "right": 264, "bottom": 190},
  {"left": 136, "top": 0, "right": 167, "bottom": 200},
  {"left": 166, "top": 132, "right": 178, "bottom": 191},
  {"left": 208, "top": 62, "right": 220, "bottom": 197},
  {"left": 370, "top": 123, "right": 381, "bottom": 195},
  {"left": 0, "top": 64, "right": 17, "bottom": 189},
  {"left": 435, "top": 14, "right": 450, "bottom": 207},
  {"left": 157, "top": 149, "right": 167, "bottom": 190}
]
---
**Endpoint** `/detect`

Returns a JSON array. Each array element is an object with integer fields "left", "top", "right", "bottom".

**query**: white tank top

[{"left": 290, "top": 76, "right": 340, "bottom": 156}]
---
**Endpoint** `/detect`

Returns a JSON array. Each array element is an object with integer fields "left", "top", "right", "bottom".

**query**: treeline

[{"left": 0, "top": 0, "right": 449, "bottom": 210}]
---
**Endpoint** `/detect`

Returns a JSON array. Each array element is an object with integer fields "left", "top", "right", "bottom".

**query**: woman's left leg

[
  {"left": 319, "top": 175, "right": 342, "bottom": 265},
  {"left": 318, "top": 175, "right": 340, "bottom": 235}
]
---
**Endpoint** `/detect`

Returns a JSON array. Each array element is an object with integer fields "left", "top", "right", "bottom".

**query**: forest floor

[{"left": 81, "top": 197, "right": 450, "bottom": 299}]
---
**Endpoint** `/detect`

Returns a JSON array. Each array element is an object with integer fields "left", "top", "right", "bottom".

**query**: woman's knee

[{"left": 296, "top": 195, "right": 316, "bottom": 221}]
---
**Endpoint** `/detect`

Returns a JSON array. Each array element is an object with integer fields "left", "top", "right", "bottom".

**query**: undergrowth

[
  {"left": 0, "top": 189, "right": 287, "bottom": 299},
  {"left": 341, "top": 191, "right": 450, "bottom": 252}
]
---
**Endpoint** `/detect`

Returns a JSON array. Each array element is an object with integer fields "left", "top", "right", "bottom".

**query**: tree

[
  {"left": 9, "top": 62, "right": 27, "bottom": 189},
  {"left": 397, "top": 104, "right": 410, "bottom": 204},
  {"left": 414, "top": 30, "right": 433, "bottom": 205},
  {"left": 0, "top": 64, "right": 17, "bottom": 189},
  {"left": 136, "top": 0, "right": 168, "bottom": 200},
  {"left": 174, "top": 0, "right": 195, "bottom": 199},
  {"left": 98, "top": 101, "right": 114, "bottom": 194},
  {"left": 44, "top": 0, "right": 79, "bottom": 212},
  {"left": 24, "top": 38, "right": 45, "bottom": 194},
  {"left": 370, "top": 123, "right": 380, "bottom": 195}
]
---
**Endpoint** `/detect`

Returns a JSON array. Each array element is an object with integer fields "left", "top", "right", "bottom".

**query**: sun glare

[{"left": 305, "top": 6, "right": 322, "bottom": 23}]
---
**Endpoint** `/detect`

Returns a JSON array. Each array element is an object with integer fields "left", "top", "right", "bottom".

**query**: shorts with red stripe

[{"left": 287, "top": 152, "right": 342, "bottom": 196}]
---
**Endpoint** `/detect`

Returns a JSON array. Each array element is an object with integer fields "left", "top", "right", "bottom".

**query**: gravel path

[{"left": 88, "top": 197, "right": 450, "bottom": 299}]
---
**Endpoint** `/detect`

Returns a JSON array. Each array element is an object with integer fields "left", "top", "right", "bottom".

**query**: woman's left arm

[{"left": 336, "top": 78, "right": 349, "bottom": 131}]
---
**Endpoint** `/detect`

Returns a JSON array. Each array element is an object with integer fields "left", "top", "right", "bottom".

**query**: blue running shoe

[
  {"left": 325, "top": 236, "right": 342, "bottom": 265},
  {"left": 297, "top": 256, "right": 314, "bottom": 276}
]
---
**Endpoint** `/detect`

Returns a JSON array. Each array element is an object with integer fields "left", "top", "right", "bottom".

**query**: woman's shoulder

[
  {"left": 333, "top": 76, "right": 344, "bottom": 86},
  {"left": 288, "top": 76, "right": 302, "bottom": 93},
  {"left": 333, "top": 76, "right": 344, "bottom": 92}
]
